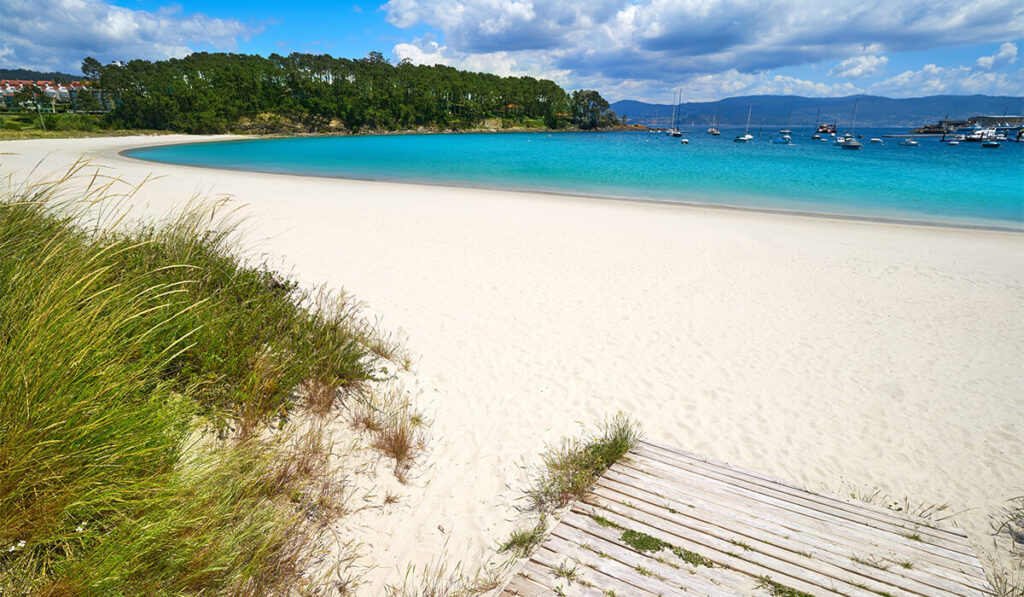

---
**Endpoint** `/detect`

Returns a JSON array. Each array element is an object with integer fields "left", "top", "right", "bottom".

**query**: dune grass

[
  {"left": 990, "top": 497, "right": 1024, "bottom": 597},
  {"left": 498, "top": 413, "right": 640, "bottom": 568},
  {"left": 0, "top": 168, "right": 408, "bottom": 593},
  {"left": 526, "top": 413, "right": 641, "bottom": 514}
]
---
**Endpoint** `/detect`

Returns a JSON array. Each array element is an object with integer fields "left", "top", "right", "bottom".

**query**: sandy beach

[{"left": 2, "top": 135, "right": 1022, "bottom": 591}]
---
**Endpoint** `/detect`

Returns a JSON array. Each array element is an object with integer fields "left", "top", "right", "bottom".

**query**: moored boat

[
  {"left": 869, "top": 138, "right": 883, "bottom": 144},
  {"left": 667, "top": 89, "right": 681, "bottom": 136},
  {"left": 734, "top": 106, "right": 754, "bottom": 142},
  {"left": 898, "top": 138, "right": 920, "bottom": 146},
  {"left": 981, "top": 140, "right": 1000, "bottom": 148},
  {"left": 707, "top": 107, "right": 720, "bottom": 136},
  {"left": 839, "top": 99, "right": 862, "bottom": 150}
]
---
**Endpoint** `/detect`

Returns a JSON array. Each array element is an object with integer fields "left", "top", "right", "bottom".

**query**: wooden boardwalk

[{"left": 501, "top": 440, "right": 993, "bottom": 596}]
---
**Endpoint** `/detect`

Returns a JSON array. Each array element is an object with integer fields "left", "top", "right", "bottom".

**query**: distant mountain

[
  {"left": 611, "top": 94, "right": 1024, "bottom": 128},
  {"left": 0, "top": 68, "right": 79, "bottom": 82}
]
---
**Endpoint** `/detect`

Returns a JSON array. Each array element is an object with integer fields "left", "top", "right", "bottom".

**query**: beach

[{"left": 2, "top": 135, "right": 1022, "bottom": 590}]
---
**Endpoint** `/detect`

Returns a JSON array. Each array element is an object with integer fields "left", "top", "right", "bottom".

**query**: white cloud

[
  {"left": 382, "top": 0, "right": 1024, "bottom": 99},
  {"left": 829, "top": 54, "right": 889, "bottom": 78},
  {"left": 868, "top": 63, "right": 1024, "bottom": 96},
  {"left": 393, "top": 36, "right": 571, "bottom": 81},
  {"left": 0, "top": 0, "right": 260, "bottom": 73},
  {"left": 976, "top": 41, "right": 1018, "bottom": 69},
  {"left": 393, "top": 40, "right": 451, "bottom": 66},
  {"left": 677, "top": 70, "right": 861, "bottom": 102}
]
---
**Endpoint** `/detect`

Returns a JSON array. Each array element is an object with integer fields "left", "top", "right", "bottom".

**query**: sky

[{"left": 1, "top": 0, "right": 1022, "bottom": 102}]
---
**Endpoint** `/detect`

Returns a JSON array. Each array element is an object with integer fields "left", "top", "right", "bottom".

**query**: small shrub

[{"left": 44, "top": 113, "right": 99, "bottom": 131}]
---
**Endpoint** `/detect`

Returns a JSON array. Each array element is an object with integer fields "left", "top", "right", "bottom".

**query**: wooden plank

[
  {"left": 501, "top": 571, "right": 557, "bottom": 596},
  {"left": 625, "top": 448, "right": 985, "bottom": 570},
  {"left": 590, "top": 476, "right": 990, "bottom": 597},
  {"left": 639, "top": 441, "right": 972, "bottom": 545},
  {"left": 518, "top": 559, "right": 602, "bottom": 596},
  {"left": 502, "top": 443, "right": 994, "bottom": 597},
  {"left": 601, "top": 466, "right": 992, "bottom": 596},
  {"left": 603, "top": 462, "right": 993, "bottom": 594},
  {"left": 636, "top": 441, "right": 951, "bottom": 547},
  {"left": 580, "top": 490, "right": 928, "bottom": 597},
  {"left": 619, "top": 453, "right": 990, "bottom": 589},
  {"left": 556, "top": 509, "right": 758, "bottom": 595},
  {"left": 543, "top": 531, "right": 733, "bottom": 596},
  {"left": 530, "top": 544, "right": 663, "bottom": 596},
  {"left": 571, "top": 498, "right": 864, "bottom": 596},
  {"left": 633, "top": 443, "right": 974, "bottom": 557},
  {"left": 641, "top": 440, "right": 955, "bottom": 533},
  {"left": 547, "top": 517, "right": 742, "bottom": 596}
]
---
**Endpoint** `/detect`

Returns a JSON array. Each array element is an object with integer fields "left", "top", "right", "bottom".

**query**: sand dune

[{"left": 2, "top": 135, "right": 1021, "bottom": 591}]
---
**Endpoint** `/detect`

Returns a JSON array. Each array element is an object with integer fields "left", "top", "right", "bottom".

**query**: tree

[
  {"left": 12, "top": 85, "right": 42, "bottom": 108},
  {"left": 570, "top": 89, "right": 619, "bottom": 129},
  {"left": 81, "top": 57, "right": 103, "bottom": 82},
  {"left": 75, "top": 90, "right": 103, "bottom": 113},
  {"left": 91, "top": 51, "right": 613, "bottom": 134}
]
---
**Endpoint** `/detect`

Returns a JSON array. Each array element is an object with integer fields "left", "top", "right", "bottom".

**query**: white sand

[{"left": 2, "top": 135, "right": 1022, "bottom": 590}]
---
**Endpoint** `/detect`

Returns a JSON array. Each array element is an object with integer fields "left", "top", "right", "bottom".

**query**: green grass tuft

[
  {"left": 673, "top": 547, "right": 714, "bottom": 567},
  {"left": 590, "top": 512, "right": 624, "bottom": 530},
  {"left": 756, "top": 576, "right": 815, "bottom": 597},
  {"left": 552, "top": 561, "right": 579, "bottom": 582},
  {"left": 499, "top": 522, "right": 546, "bottom": 557},
  {"left": 619, "top": 530, "right": 671, "bottom": 553}
]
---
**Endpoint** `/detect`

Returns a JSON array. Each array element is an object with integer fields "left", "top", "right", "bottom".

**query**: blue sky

[{"left": 1, "top": 0, "right": 1022, "bottom": 102}]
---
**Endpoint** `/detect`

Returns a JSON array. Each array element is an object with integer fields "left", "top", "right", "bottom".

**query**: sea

[{"left": 126, "top": 129, "right": 1024, "bottom": 229}]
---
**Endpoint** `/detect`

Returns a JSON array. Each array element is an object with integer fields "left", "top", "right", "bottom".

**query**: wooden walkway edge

[{"left": 501, "top": 440, "right": 993, "bottom": 596}]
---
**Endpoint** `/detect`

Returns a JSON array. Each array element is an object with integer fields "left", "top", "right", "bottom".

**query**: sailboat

[
  {"left": 779, "top": 105, "right": 792, "bottom": 136},
  {"left": 771, "top": 108, "right": 792, "bottom": 143},
  {"left": 733, "top": 106, "right": 754, "bottom": 142},
  {"left": 707, "top": 106, "right": 720, "bottom": 136},
  {"left": 814, "top": 106, "right": 837, "bottom": 139},
  {"left": 840, "top": 99, "right": 862, "bottom": 150},
  {"left": 667, "top": 90, "right": 682, "bottom": 137}
]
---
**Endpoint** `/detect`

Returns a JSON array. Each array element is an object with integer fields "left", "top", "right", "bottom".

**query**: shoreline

[
  {"left": 118, "top": 134, "right": 1024, "bottom": 234},
  {"left": 2, "top": 135, "right": 1022, "bottom": 592}
]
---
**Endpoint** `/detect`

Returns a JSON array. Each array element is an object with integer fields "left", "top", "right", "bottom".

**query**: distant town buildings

[{"left": 0, "top": 79, "right": 110, "bottom": 112}]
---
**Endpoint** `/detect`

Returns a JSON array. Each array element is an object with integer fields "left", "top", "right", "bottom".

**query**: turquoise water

[{"left": 127, "top": 130, "right": 1024, "bottom": 228}]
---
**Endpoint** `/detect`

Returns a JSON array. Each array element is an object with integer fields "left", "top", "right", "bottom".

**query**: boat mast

[
  {"left": 745, "top": 106, "right": 752, "bottom": 135},
  {"left": 850, "top": 99, "right": 858, "bottom": 137},
  {"left": 670, "top": 90, "right": 678, "bottom": 130}
]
